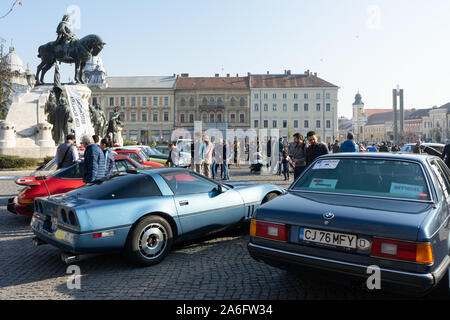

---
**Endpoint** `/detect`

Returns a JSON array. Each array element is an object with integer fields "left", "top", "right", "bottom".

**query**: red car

[
  {"left": 7, "top": 154, "right": 145, "bottom": 216},
  {"left": 114, "top": 148, "right": 165, "bottom": 168}
]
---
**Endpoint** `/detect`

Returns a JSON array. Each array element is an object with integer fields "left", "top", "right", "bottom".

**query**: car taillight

[
  {"left": 371, "top": 238, "right": 433, "bottom": 264},
  {"left": 250, "top": 220, "right": 288, "bottom": 242}
]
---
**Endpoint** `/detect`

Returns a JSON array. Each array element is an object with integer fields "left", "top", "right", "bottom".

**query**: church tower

[{"left": 352, "top": 92, "right": 366, "bottom": 141}]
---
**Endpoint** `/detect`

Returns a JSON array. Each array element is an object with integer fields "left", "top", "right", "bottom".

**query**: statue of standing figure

[
  {"left": 106, "top": 106, "right": 123, "bottom": 145},
  {"left": 89, "top": 101, "right": 107, "bottom": 138}
]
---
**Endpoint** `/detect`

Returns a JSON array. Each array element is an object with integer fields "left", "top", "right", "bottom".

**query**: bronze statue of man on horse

[{"left": 35, "top": 15, "right": 105, "bottom": 85}]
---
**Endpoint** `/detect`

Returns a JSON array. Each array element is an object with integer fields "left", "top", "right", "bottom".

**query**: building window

[
  {"left": 304, "top": 120, "right": 309, "bottom": 128},
  {"left": 326, "top": 120, "right": 331, "bottom": 129},
  {"left": 316, "top": 104, "right": 321, "bottom": 112},
  {"left": 120, "top": 112, "right": 125, "bottom": 122},
  {"left": 294, "top": 104, "right": 299, "bottom": 112},
  {"left": 164, "top": 112, "right": 169, "bottom": 122},
  {"left": 230, "top": 114, "right": 236, "bottom": 123},
  {"left": 294, "top": 93, "right": 299, "bottom": 100},
  {"left": 326, "top": 103, "right": 331, "bottom": 112},
  {"left": 316, "top": 120, "right": 321, "bottom": 128},
  {"left": 217, "top": 114, "right": 222, "bottom": 123},
  {"left": 230, "top": 97, "right": 236, "bottom": 106},
  {"left": 264, "top": 104, "right": 269, "bottom": 112},
  {"left": 263, "top": 93, "right": 268, "bottom": 100},
  {"left": 283, "top": 104, "right": 288, "bottom": 112},
  {"left": 273, "top": 104, "right": 278, "bottom": 112},
  {"left": 273, "top": 120, "right": 278, "bottom": 128},
  {"left": 209, "top": 97, "right": 215, "bottom": 106},
  {"left": 273, "top": 93, "right": 277, "bottom": 99},
  {"left": 304, "top": 104, "right": 309, "bottom": 112},
  {"left": 189, "top": 114, "right": 194, "bottom": 123},
  {"left": 180, "top": 114, "right": 185, "bottom": 123},
  {"left": 109, "top": 97, "right": 114, "bottom": 107},
  {"left": 153, "top": 97, "right": 159, "bottom": 106},
  {"left": 180, "top": 97, "right": 186, "bottom": 107},
  {"left": 304, "top": 93, "right": 309, "bottom": 100},
  {"left": 131, "top": 97, "right": 136, "bottom": 107},
  {"left": 120, "top": 97, "right": 125, "bottom": 106},
  {"left": 202, "top": 97, "right": 208, "bottom": 105},
  {"left": 240, "top": 114, "right": 245, "bottom": 123},
  {"left": 217, "top": 97, "right": 223, "bottom": 106},
  {"left": 283, "top": 93, "right": 287, "bottom": 99},
  {"left": 142, "top": 97, "right": 147, "bottom": 106},
  {"left": 254, "top": 120, "right": 259, "bottom": 128},
  {"left": 316, "top": 93, "right": 321, "bottom": 100},
  {"left": 283, "top": 120, "right": 288, "bottom": 129},
  {"left": 326, "top": 93, "right": 331, "bottom": 100},
  {"left": 210, "top": 114, "right": 215, "bottom": 123},
  {"left": 254, "top": 104, "right": 259, "bottom": 112},
  {"left": 189, "top": 97, "right": 195, "bottom": 107},
  {"left": 164, "top": 97, "right": 169, "bottom": 106},
  {"left": 240, "top": 97, "right": 246, "bottom": 107},
  {"left": 153, "top": 113, "right": 158, "bottom": 122},
  {"left": 254, "top": 93, "right": 259, "bottom": 99},
  {"left": 264, "top": 120, "right": 268, "bottom": 128},
  {"left": 141, "top": 112, "right": 147, "bottom": 122},
  {"left": 130, "top": 112, "right": 137, "bottom": 122},
  {"left": 294, "top": 120, "right": 299, "bottom": 129}
]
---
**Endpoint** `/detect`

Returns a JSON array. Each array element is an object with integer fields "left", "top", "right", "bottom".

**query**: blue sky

[{"left": 1, "top": 0, "right": 450, "bottom": 118}]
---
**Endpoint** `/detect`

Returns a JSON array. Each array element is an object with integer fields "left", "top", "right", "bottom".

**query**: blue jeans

[
  {"left": 222, "top": 161, "right": 230, "bottom": 180},
  {"left": 211, "top": 162, "right": 217, "bottom": 180}
]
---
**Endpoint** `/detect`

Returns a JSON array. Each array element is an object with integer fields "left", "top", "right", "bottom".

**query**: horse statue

[{"left": 35, "top": 34, "right": 105, "bottom": 85}]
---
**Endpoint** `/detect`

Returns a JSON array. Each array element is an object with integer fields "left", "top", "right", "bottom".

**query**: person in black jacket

[
  {"left": 305, "top": 131, "right": 329, "bottom": 166},
  {"left": 442, "top": 142, "right": 450, "bottom": 168}
]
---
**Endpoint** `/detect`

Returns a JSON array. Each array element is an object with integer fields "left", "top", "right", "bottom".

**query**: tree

[{"left": 0, "top": 50, "right": 13, "bottom": 120}]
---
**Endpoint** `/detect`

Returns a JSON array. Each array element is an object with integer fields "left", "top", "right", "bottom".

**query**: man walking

[
  {"left": 203, "top": 136, "right": 214, "bottom": 178},
  {"left": 166, "top": 143, "right": 180, "bottom": 168},
  {"left": 305, "top": 131, "right": 330, "bottom": 166},
  {"left": 194, "top": 135, "right": 206, "bottom": 174},
  {"left": 289, "top": 133, "right": 308, "bottom": 181},
  {"left": 222, "top": 140, "right": 231, "bottom": 180},
  {"left": 332, "top": 140, "right": 340, "bottom": 154},
  {"left": 81, "top": 135, "right": 106, "bottom": 184},
  {"left": 339, "top": 133, "right": 359, "bottom": 153},
  {"left": 55, "top": 134, "right": 79, "bottom": 169}
]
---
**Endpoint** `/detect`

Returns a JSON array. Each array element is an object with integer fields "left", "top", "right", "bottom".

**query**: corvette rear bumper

[{"left": 248, "top": 242, "right": 449, "bottom": 295}]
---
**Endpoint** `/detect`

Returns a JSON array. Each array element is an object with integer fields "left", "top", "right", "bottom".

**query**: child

[{"left": 281, "top": 151, "right": 291, "bottom": 181}]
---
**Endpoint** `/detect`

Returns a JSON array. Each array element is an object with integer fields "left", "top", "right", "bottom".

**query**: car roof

[
  {"left": 138, "top": 167, "right": 190, "bottom": 176},
  {"left": 319, "top": 152, "right": 439, "bottom": 164}
]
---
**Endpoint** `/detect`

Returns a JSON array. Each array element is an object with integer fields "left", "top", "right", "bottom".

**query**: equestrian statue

[{"left": 36, "top": 14, "right": 105, "bottom": 85}]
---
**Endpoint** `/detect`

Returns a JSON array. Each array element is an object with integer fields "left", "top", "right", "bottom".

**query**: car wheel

[
  {"left": 125, "top": 216, "right": 173, "bottom": 267},
  {"left": 262, "top": 192, "right": 279, "bottom": 204}
]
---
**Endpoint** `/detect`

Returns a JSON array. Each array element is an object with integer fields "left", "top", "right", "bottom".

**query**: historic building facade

[
  {"left": 174, "top": 75, "right": 250, "bottom": 136},
  {"left": 89, "top": 76, "right": 177, "bottom": 144},
  {"left": 249, "top": 70, "right": 339, "bottom": 143}
]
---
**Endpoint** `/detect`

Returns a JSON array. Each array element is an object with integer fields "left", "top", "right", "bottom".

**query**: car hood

[{"left": 256, "top": 192, "right": 435, "bottom": 241}]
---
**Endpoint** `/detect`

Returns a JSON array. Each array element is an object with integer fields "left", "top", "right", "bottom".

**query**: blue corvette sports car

[
  {"left": 31, "top": 168, "right": 284, "bottom": 266},
  {"left": 248, "top": 153, "right": 450, "bottom": 296}
]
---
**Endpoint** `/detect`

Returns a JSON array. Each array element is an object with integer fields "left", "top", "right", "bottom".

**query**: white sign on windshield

[
  {"left": 313, "top": 160, "right": 340, "bottom": 170},
  {"left": 390, "top": 183, "right": 423, "bottom": 196},
  {"left": 310, "top": 179, "right": 338, "bottom": 189}
]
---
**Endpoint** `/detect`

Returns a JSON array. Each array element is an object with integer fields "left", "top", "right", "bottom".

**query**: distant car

[
  {"left": 154, "top": 145, "right": 170, "bottom": 155},
  {"left": 248, "top": 153, "right": 450, "bottom": 296},
  {"left": 113, "top": 149, "right": 165, "bottom": 167},
  {"left": 7, "top": 154, "right": 144, "bottom": 216},
  {"left": 400, "top": 143, "right": 445, "bottom": 155},
  {"left": 113, "top": 146, "right": 168, "bottom": 165},
  {"left": 31, "top": 168, "right": 285, "bottom": 266}
]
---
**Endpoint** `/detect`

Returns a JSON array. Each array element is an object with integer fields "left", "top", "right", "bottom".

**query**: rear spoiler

[{"left": 15, "top": 176, "right": 47, "bottom": 187}]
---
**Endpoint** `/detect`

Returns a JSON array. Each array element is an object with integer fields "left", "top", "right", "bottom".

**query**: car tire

[
  {"left": 125, "top": 216, "right": 173, "bottom": 267},
  {"left": 262, "top": 192, "right": 279, "bottom": 204}
]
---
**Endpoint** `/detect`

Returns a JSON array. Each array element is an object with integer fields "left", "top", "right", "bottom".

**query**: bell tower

[{"left": 352, "top": 92, "right": 365, "bottom": 141}]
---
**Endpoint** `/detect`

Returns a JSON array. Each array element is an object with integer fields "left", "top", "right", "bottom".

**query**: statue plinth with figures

[{"left": 0, "top": 15, "right": 111, "bottom": 158}]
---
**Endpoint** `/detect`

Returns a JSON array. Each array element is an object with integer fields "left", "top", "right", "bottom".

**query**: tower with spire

[{"left": 352, "top": 91, "right": 366, "bottom": 141}]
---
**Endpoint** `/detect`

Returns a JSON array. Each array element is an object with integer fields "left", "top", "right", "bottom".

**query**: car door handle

[{"left": 179, "top": 200, "right": 189, "bottom": 206}]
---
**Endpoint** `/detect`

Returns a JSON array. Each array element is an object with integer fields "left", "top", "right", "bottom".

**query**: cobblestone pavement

[{"left": 0, "top": 166, "right": 416, "bottom": 300}]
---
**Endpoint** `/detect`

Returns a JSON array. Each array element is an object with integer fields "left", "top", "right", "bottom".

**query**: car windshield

[
  {"left": 53, "top": 162, "right": 85, "bottom": 179},
  {"left": 151, "top": 147, "right": 164, "bottom": 156},
  {"left": 291, "top": 158, "right": 431, "bottom": 201},
  {"left": 71, "top": 174, "right": 162, "bottom": 200}
]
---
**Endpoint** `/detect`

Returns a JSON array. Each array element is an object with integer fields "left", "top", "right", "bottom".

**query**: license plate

[
  {"left": 300, "top": 228, "right": 357, "bottom": 249},
  {"left": 55, "top": 229, "right": 74, "bottom": 244}
]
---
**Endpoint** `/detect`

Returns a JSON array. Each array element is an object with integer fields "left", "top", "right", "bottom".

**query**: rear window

[
  {"left": 291, "top": 159, "right": 431, "bottom": 201},
  {"left": 71, "top": 174, "right": 162, "bottom": 200}
]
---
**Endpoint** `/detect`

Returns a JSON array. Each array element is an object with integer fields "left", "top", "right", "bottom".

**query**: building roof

[
  {"left": 338, "top": 118, "right": 352, "bottom": 131},
  {"left": 405, "top": 108, "right": 430, "bottom": 120},
  {"left": 175, "top": 77, "right": 249, "bottom": 90},
  {"left": 366, "top": 110, "right": 414, "bottom": 126},
  {"left": 105, "top": 76, "right": 177, "bottom": 89},
  {"left": 249, "top": 73, "right": 338, "bottom": 88},
  {"left": 364, "top": 109, "right": 392, "bottom": 118}
]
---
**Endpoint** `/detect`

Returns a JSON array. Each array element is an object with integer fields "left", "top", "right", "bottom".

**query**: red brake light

[
  {"left": 371, "top": 238, "right": 433, "bottom": 264},
  {"left": 250, "top": 220, "right": 288, "bottom": 242}
]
